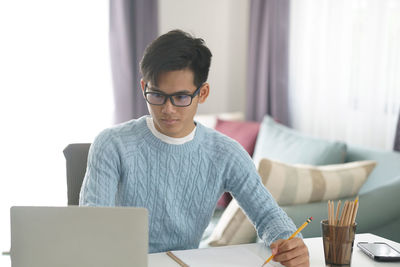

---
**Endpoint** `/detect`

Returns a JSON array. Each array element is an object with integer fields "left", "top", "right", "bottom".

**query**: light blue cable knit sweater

[{"left": 79, "top": 116, "right": 298, "bottom": 253}]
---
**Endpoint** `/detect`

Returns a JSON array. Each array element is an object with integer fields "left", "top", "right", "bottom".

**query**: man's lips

[{"left": 161, "top": 118, "right": 179, "bottom": 125}]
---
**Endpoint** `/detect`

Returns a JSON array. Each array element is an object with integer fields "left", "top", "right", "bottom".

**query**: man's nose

[{"left": 161, "top": 97, "right": 176, "bottom": 113}]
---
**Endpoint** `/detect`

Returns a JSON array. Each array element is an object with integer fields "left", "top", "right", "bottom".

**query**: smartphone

[{"left": 357, "top": 242, "right": 400, "bottom": 262}]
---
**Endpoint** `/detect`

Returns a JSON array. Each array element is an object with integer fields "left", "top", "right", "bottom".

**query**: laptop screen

[{"left": 10, "top": 206, "right": 148, "bottom": 267}]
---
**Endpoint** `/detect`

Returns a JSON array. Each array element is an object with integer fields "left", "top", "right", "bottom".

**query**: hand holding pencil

[{"left": 262, "top": 217, "right": 312, "bottom": 267}]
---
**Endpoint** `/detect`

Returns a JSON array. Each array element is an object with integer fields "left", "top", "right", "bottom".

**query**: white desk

[
  {"left": 149, "top": 233, "right": 400, "bottom": 266},
  {"left": 2, "top": 233, "right": 399, "bottom": 266}
]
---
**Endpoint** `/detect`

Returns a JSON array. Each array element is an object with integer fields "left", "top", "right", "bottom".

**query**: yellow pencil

[
  {"left": 166, "top": 251, "right": 189, "bottom": 267},
  {"left": 261, "top": 217, "right": 313, "bottom": 267}
]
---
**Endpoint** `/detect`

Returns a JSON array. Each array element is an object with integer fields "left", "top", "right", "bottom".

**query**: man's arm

[
  {"left": 225, "top": 150, "right": 309, "bottom": 267},
  {"left": 226, "top": 157, "right": 297, "bottom": 243},
  {"left": 79, "top": 129, "right": 121, "bottom": 206}
]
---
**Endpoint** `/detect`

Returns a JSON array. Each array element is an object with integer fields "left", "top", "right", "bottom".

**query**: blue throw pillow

[{"left": 253, "top": 115, "right": 347, "bottom": 166}]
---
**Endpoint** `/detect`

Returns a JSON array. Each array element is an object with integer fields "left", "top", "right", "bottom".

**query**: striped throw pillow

[
  {"left": 206, "top": 159, "right": 376, "bottom": 247},
  {"left": 258, "top": 159, "right": 376, "bottom": 205}
]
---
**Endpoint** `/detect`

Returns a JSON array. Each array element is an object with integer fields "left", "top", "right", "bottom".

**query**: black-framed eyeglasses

[{"left": 143, "top": 83, "right": 203, "bottom": 107}]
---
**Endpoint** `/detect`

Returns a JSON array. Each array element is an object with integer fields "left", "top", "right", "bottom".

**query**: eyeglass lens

[{"left": 146, "top": 93, "right": 192, "bottom": 106}]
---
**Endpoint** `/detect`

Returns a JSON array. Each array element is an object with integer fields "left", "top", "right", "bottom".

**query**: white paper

[{"left": 172, "top": 246, "right": 282, "bottom": 267}]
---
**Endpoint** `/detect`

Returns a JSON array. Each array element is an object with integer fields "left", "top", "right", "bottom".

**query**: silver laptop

[{"left": 10, "top": 206, "right": 148, "bottom": 267}]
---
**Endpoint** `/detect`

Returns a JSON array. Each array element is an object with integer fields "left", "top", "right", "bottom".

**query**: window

[
  {"left": 0, "top": 1, "right": 112, "bottom": 254},
  {"left": 289, "top": 0, "right": 400, "bottom": 149}
]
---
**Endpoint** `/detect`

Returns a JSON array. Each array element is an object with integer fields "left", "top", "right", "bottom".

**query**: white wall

[{"left": 158, "top": 0, "right": 249, "bottom": 115}]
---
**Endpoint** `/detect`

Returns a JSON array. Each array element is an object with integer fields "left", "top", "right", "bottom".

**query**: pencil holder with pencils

[{"left": 321, "top": 199, "right": 359, "bottom": 266}]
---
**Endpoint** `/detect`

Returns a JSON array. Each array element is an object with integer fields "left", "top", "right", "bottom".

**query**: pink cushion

[
  {"left": 215, "top": 119, "right": 260, "bottom": 208},
  {"left": 215, "top": 119, "right": 261, "bottom": 156}
]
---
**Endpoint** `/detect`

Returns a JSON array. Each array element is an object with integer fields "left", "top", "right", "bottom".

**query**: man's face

[{"left": 141, "top": 69, "right": 209, "bottom": 138}]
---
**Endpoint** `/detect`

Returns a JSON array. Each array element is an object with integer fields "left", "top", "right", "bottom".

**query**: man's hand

[{"left": 269, "top": 238, "right": 309, "bottom": 267}]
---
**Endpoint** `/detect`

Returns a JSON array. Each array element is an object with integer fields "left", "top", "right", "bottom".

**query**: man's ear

[
  {"left": 140, "top": 79, "right": 146, "bottom": 93},
  {"left": 198, "top": 83, "right": 210, "bottom": 104}
]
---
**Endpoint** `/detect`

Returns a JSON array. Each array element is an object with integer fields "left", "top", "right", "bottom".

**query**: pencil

[
  {"left": 261, "top": 217, "right": 313, "bottom": 267},
  {"left": 335, "top": 200, "right": 341, "bottom": 225},
  {"left": 166, "top": 251, "right": 190, "bottom": 267}
]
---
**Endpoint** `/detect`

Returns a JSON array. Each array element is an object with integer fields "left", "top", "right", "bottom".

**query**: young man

[{"left": 80, "top": 30, "right": 309, "bottom": 267}]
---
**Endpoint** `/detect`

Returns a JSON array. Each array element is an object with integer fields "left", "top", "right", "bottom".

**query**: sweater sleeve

[
  {"left": 79, "top": 129, "right": 122, "bottom": 206},
  {"left": 225, "top": 145, "right": 300, "bottom": 245}
]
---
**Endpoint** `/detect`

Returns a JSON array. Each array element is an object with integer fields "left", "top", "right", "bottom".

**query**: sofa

[{"left": 195, "top": 113, "right": 400, "bottom": 246}]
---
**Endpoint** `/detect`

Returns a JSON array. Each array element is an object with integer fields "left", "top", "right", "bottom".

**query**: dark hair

[{"left": 140, "top": 30, "right": 212, "bottom": 88}]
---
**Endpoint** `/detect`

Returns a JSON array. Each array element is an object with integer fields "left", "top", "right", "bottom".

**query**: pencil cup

[{"left": 321, "top": 220, "right": 357, "bottom": 267}]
